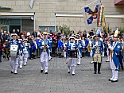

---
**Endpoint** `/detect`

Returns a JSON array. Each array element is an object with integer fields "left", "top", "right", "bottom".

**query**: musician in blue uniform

[
  {"left": 108, "top": 29, "right": 122, "bottom": 82},
  {"left": 18, "top": 39, "right": 24, "bottom": 69},
  {"left": 91, "top": 34, "right": 103, "bottom": 74},
  {"left": 48, "top": 34, "right": 52, "bottom": 60},
  {"left": 77, "top": 39, "right": 83, "bottom": 65},
  {"left": 36, "top": 35, "right": 42, "bottom": 58},
  {"left": 5, "top": 33, "right": 20, "bottom": 74},
  {"left": 23, "top": 39, "right": 29, "bottom": 66},
  {"left": 66, "top": 36, "right": 78, "bottom": 75},
  {"left": 40, "top": 32, "right": 50, "bottom": 74},
  {"left": 58, "top": 36, "right": 64, "bottom": 58}
]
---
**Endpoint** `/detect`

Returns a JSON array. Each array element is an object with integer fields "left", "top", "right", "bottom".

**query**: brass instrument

[
  {"left": 87, "top": 44, "right": 91, "bottom": 52},
  {"left": 43, "top": 44, "right": 47, "bottom": 52},
  {"left": 95, "top": 46, "right": 100, "bottom": 54},
  {"left": 93, "top": 45, "right": 102, "bottom": 63}
]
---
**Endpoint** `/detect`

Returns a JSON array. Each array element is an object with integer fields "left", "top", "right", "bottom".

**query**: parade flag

[
  {"left": 30, "top": 0, "right": 35, "bottom": 9},
  {"left": 97, "top": 5, "right": 106, "bottom": 27},
  {"left": 84, "top": 4, "right": 99, "bottom": 25}
]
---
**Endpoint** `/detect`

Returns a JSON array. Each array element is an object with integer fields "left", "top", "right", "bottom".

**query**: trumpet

[{"left": 43, "top": 44, "right": 47, "bottom": 52}]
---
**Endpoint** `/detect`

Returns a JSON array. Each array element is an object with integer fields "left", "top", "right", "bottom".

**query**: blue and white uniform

[
  {"left": 23, "top": 39, "right": 29, "bottom": 66},
  {"left": 40, "top": 36, "right": 50, "bottom": 74},
  {"left": 48, "top": 36, "right": 52, "bottom": 60},
  {"left": 18, "top": 39, "right": 24, "bottom": 69},
  {"left": 108, "top": 41, "right": 122, "bottom": 81},
  {"left": 66, "top": 37, "right": 78, "bottom": 75},
  {"left": 77, "top": 39, "right": 84, "bottom": 65},
  {"left": 6, "top": 37, "right": 21, "bottom": 74}
]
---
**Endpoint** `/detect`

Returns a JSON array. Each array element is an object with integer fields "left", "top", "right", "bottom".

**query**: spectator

[
  {"left": 2, "top": 31, "right": 9, "bottom": 43},
  {"left": 32, "top": 30, "right": 37, "bottom": 38},
  {"left": 89, "top": 30, "right": 94, "bottom": 36},
  {"left": 16, "top": 29, "right": 20, "bottom": 36},
  {"left": 0, "top": 29, "right": 3, "bottom": 39},
  {"left": 0, "top": 39, "right": 3, "bottom": 62},
  {"left": 82, "top": 30, "right": 87, "bottom": 38},
  {"left": 52, "top": 36, "right": 57, "bottom": 57}
]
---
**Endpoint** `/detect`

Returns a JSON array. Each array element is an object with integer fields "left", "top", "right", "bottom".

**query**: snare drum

[{"left": 10, "top": 44, "right": 18, "bottom": 57}]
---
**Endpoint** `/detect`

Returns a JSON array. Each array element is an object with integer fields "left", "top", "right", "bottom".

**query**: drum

[
  {"left": 68, "top": 50, "right": 77, "bottom": 58},
  {"left": 23, "top": 47, "right": 28, "bottom": 54},
  {"left": 10, "top": 44, "right": 18, "bottom": 57}
]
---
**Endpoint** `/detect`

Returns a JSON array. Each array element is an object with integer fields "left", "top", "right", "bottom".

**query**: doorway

[{"left": 9, "top": 25, "right": 21, "bottom": 33}]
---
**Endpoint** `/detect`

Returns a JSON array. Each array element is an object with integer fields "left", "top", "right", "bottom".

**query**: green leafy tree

[
  {"left": 58, "top": 24, "right": 70, "bottom": 36},
  {"left": 118, "top": 27, "right": 124, "bottom": 35}
]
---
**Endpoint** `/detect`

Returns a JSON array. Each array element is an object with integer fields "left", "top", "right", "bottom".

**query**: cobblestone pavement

[{"left": 0, "top": 57, "right": 124, "bottom": 93}]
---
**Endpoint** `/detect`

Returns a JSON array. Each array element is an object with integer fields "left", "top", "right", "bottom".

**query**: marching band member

[
  {"left": 118, "top": 39, "right": 123, "bottom": 71},
  {"left": 58, "top": 36, "right": 64, "bottom": 58},
  {"left": 5, "top": 33, "right": 20, "bottom": 74},
  {"left": 91, "top": 34, "right": 103, "bottom": 74},
  {"left": 77, "top": 39, "right": 83, "bottom": 65},
  {"left": 63, "top": 38, "right": 68, "bottom": 58},
  {"left": 23, "top": 39, "right": 29, "bottom": 66},
  {"left": 108, "top": 29, "right": 122, "bottom": 82},
  {"left": 36, "top": 35, "right": 42, "bottom": 58},
  {"left": 18, "top": 39, "right": 24, "bottom": 69},
  {"left": 82, "top": 37, "right": 86, "bottom": 57},
  {"left": 48, "top": 34, "right": 52, "bottom": 60},
  {"left": 66, "top": 36, "right": 78, "bottom": 75},
  {"left": 75, "top": 34, "right": 82, "bottom": 65},
  {"left": 40, "top": 32, "right": 50, "bottom": 74}
]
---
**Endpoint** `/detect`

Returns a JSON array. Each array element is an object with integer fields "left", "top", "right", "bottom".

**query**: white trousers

[
  {"left": 23, "top": 53, "right": 28, "bottom": 65},
  {"left": 40, "top": 52, "right": 48, "bottom": 72},
  {"left": 111, "top": 70, "right": 118, "bottom": 80},
  {"left": 110, "top": 59, "right": 118, "bottom": 80},
  {"left": 19, "top": 55, "right": 23, "bottom": 68},
  {"left": 10, "top": 57, "right": 18, "bottom": 73},
  {"left": 77, "top": 56, "right": 81, "bottom": 65},
  {"left": 68, "top": 58, "right": 77, "bottom": 74}
]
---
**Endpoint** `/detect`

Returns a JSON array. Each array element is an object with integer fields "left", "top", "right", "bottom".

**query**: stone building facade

[{"left": 0, "top": 0, "right": 124, "bottom": 32}]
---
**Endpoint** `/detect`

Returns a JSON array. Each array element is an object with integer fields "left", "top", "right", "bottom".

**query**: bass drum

[
  {"left": 68, "top": 50, "right": 77, "bottom": 58},
  {"left": 10, "top": 44, "right": 18, "bottom": 57}
]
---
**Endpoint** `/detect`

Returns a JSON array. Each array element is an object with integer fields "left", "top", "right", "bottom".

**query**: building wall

[{"left": 0, "top": 0, "right": 124, "bottom": 32}]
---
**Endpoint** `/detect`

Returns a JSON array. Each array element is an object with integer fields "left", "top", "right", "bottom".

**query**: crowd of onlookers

[{"left": 0, "top": 28, "right": 124, "bottom": 62}]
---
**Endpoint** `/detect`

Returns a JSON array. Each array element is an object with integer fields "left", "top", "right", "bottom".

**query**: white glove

[
  {"left": 40, "top": 46, "right": 44, "bottom": 49},
  {"left": 3, "top": 44, "right": 6, "bottom": 47},
  {"left": 109, "top": 46, "right": 113, "bottom": 51}
]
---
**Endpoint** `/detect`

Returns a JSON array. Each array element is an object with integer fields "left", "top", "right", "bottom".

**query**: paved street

[{"left": 0, "top": 57, "right": 124, "bottom": 93}]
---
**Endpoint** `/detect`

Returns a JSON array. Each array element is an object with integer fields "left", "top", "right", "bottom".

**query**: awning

[
  {"left": 0, "top": 12, "right": 36, "bottom": 30},
  {"left": 0, "top": 12, "right": 35, "bottom": 19}
]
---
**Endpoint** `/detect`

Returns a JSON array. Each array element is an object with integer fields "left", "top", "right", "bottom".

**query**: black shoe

[
  {"left": 94, "top": 72, "right": 97, "bottom": 74},
  {"left": 98, "top": 72, "right": 101, "bottom": 74},
  {"left": 14, "top": 73, "right": 18, "bottom": 74},
  {"left": 41, "top": 70, "right": 43, "bottom": 73},
  {"left": 72, "top": 72, "right": 75, "bottom": 75},
  {"left": 45, "top": 72, "right": 48, "bottom": 74},
  {"left": 68, "top": 71, "right": 70, "bottom": 73},
  {"left": 11, "top": 71, "right": 13, "bottom": 73},
  {"left": 108, "top": 79, "right": 112, "bottom": 81},
  {"left": 111, "top": 80, "right": 118, "bottom": 82}
]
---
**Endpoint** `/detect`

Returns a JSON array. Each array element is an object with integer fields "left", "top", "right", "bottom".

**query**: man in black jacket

[
  {"left": 32, "top": 30, "right": 37, "bottom": 38},
  {"left": 2, "top": 31, "right": 9, "bottom": 43}
]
